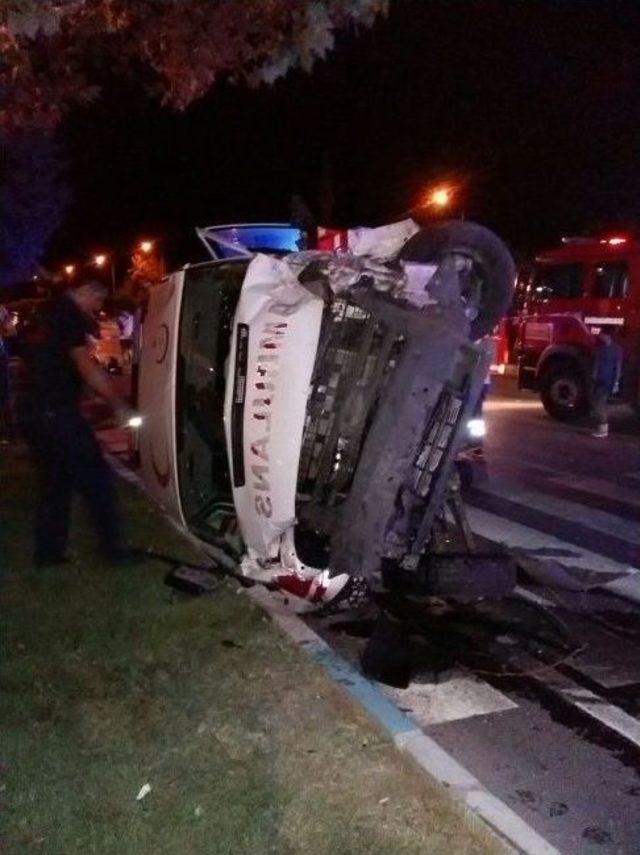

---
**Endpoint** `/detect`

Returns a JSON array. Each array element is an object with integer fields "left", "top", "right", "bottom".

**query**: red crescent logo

[
  {"left": 151, "top": 444, "right": 171, "bottom": 488},
  {"left": 155, "top": 323, "right": 169, "bottom": 364}
]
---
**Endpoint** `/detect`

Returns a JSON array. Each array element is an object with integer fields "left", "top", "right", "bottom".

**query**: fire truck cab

[{"left": 516, "top": 236, "right": 640, "bottom": 420}]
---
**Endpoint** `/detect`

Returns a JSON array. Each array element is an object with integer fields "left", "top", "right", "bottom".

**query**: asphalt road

[
  {"left": 440, "top": 378, "right": 640, "bottom": 853},
  {"left": 483, "top": 376, "right": 640, "bottom": 508},
  {"left": 310, "top": 378, "right": 640, "bottom": 854}
]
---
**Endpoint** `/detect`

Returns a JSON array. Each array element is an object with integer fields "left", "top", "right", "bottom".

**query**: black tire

[
  {"left": 399, "top": 220, "right": 515, "bottom": 340},
  {"left": 539, "top": 362, "right": 589, "bottom": 421}
]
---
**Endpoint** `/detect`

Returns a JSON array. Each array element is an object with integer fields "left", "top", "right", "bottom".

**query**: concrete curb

[
  {"left": 106, "top": 451, "right": 558, "bottom": 855},
  {"left": 247, "top": 586, "right": 558, "bottom": 855}
]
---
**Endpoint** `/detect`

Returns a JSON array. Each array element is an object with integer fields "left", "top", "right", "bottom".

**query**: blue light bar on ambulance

[{"left": 196, "top": 223, "right": 304, "bottom": 260}]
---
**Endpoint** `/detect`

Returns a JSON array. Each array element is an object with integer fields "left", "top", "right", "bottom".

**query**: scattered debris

[
  {"left": 136, "top": 783, "right": 152, "bottom": 801},
  {"left": 221, "top": 639, "right": 244, "bottom": 649},
  {"left": 582, "top": 826, "right": 613, "bottom": 845},
  {"left": 164, "top": 565, "right": 224, "bottom": 596}
]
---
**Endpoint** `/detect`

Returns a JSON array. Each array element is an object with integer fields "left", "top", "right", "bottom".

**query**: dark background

[{"left": 48, "top": 0, "right": 640, "bottom": 268}]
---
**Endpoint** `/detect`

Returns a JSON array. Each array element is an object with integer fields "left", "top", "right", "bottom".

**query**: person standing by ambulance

[{"left": 21, "top": 280, "right": 137, "bottom": 565}]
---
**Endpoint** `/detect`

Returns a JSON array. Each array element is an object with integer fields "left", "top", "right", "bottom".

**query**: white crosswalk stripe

[
  {"left": 546, "top": 473, "right": 640, "bottom": 510},
  {"left": 476, "top": 475, "right": 640, "bottom": 545},
  {"left": 383, "top": 674, "right": 517, "bottom": 727},
  {"left": 486, "top": 451, "right": 640, "bottom": 510}
]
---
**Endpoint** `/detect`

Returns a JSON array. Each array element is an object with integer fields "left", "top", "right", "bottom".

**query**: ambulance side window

[
  {"left": 177, "top": 261, "right": 247, "bottom": 525},
  {"left": 532, "top": 264, "right": 584, "bottom": 300},
  {"left": 593, "top": 262, "right": 628, "bottom": 299}
]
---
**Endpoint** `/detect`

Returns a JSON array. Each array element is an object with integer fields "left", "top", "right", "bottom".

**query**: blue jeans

[{"left": 26, "top": 406, "right": 122, "bottom": 560}]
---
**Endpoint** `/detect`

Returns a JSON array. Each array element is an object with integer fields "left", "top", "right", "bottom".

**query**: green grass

[{"left": 0, "top": 446, "right": 501, "bottom": 854}]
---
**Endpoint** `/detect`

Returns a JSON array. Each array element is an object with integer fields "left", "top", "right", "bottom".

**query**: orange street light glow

[
  {"left": 94, "top": 253, "right": 107, "bottom": 267},
  {"left": 429, "top": 186, "right": 452, "bottom": 207},
  {"left": 139, "top": 240, "right": 154, "bottom": 254},
  {"left": 64, "top": 264, "right": 75, "bottom": 276}
]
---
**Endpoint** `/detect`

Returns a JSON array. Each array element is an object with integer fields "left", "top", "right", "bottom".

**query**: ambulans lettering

[
  {"left": 255, "top": 496, "right": 273, "bottom": 518},
  {"left": 248, "top": 309, "right": 290, "bottom": 515},
  {"left": 251, "top": 464, "right": 269, "bottom": 491}
]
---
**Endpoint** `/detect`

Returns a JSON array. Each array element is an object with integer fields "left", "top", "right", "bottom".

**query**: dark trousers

[
  {"left": 591, "top": 384, "right": 610, "bottom": 427},
  {"left": 25, "top": 406, "right": 122, "bottom": 560}
]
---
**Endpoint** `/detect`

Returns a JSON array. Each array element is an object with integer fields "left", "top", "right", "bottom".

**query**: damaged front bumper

[{"left": 222, "top": 220, "right": 512, "bottom": 607}]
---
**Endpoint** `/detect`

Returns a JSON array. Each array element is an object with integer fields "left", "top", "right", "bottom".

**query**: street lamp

[
  {"left": 64, "top": 264, "right": 76, "bottom": 277},
  {"left": 92, "top": 253, "right": 115, "bottom": 293},
  {"left": 133, "top": 238, "right": 165, "bottom": 281},
  {"left": 429, "top": 186, "right": 452, "bottom": 208},
  {"left": 421, "top": 184, "right": 455, "bottom": 210}
]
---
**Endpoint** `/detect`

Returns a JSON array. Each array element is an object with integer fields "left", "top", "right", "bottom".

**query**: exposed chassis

[
  {"left": 295, "top": 282, "right": 488, "bottom": 585},
  {"left": 223, "top": 222, "right": 514, "bottom": 603}
]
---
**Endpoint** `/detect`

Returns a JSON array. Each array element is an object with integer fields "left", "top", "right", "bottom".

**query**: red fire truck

[{"left": 512, "top": 236, "right": 640, "bottom": 420}]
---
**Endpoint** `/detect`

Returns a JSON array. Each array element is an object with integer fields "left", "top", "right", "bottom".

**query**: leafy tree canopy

[{"left": 1, "top": 0, "right": 388, "bottom": 127}]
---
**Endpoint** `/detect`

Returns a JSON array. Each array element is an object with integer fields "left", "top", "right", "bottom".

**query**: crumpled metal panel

[
  {"left": 287, "top": 249, "right": 491, "bottom": 584},
  {"left": 327, "top": 289, "right": 487, "bottom": 581}
]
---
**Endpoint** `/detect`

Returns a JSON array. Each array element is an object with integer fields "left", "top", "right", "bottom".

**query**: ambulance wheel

[
  {"left": 399, "top": 220, "right": 515, "bottom": 340},
  {"left": 540, "top": 362, "right": 589, "bottom": 421}
]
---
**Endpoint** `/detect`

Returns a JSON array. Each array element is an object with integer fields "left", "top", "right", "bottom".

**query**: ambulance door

[
  {"left": 175, "top": 261, "right": 248, "bottom": 542},
  {"left": 138, "top": 271, "right": 186, "bottom": 523}
]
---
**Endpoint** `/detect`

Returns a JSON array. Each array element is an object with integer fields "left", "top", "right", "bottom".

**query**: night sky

[{"left": 48, "top": 0, "right": 640, "bottom": 269}]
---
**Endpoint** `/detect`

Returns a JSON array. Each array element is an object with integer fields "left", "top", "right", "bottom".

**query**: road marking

[
  {"left": 473, "top": 476, "right": 640, "bottom": 545},
  {"left": 466, "top": 507, "right": 640, "bottom": 604},
  {"left": 521, "top": 658, "right": 640, "bottom": 752},
  {"left": 487, "top": 453, "right": 640, "bottom": 509},
  {"left": 561, "top": 687, "right": 640, "bottom": 749},
  {"left": 466, "top": 506, "right": 637, "bottom": 574},
  {"left": 384, "top": 674, "right": 517, "bottom": 727},
  {"left": 546, "top": 474, "right": 640, "bottom": 510},
  {"left": 395, "top": 732, "right": 558, "bottom": 855}
]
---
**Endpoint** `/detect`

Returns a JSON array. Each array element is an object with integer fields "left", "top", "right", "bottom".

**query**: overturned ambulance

[{"left": 137, "top": 220, "right": 514, "bottom": 607}]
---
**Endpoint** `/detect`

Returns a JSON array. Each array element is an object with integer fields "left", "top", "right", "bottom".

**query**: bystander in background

[
  {"left": 591, "top": 329, "right": 622, "bottom": 438},
  {"left": 19, "top": 280, "right": 138, "bottom": 565}
]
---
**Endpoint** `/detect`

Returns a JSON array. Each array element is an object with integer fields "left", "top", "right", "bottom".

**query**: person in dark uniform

[
  {"left": 591, "top": 329, "right": 622, "bottom": 438},
  {"left": 21, "top": 280, "right": 136, "bottom": 565}
]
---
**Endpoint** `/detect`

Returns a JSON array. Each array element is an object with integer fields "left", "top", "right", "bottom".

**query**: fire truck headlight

[{"left": 467, "top": 418, "right": 486, "bottom": 439}]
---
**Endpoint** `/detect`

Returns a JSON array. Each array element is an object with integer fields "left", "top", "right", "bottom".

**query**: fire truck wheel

[
  {"left": 540, "top": 362, "right": 589, "bottom": 421},
  {"left": 399, "top": 220, "right": 515, "bottom": 340}
]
